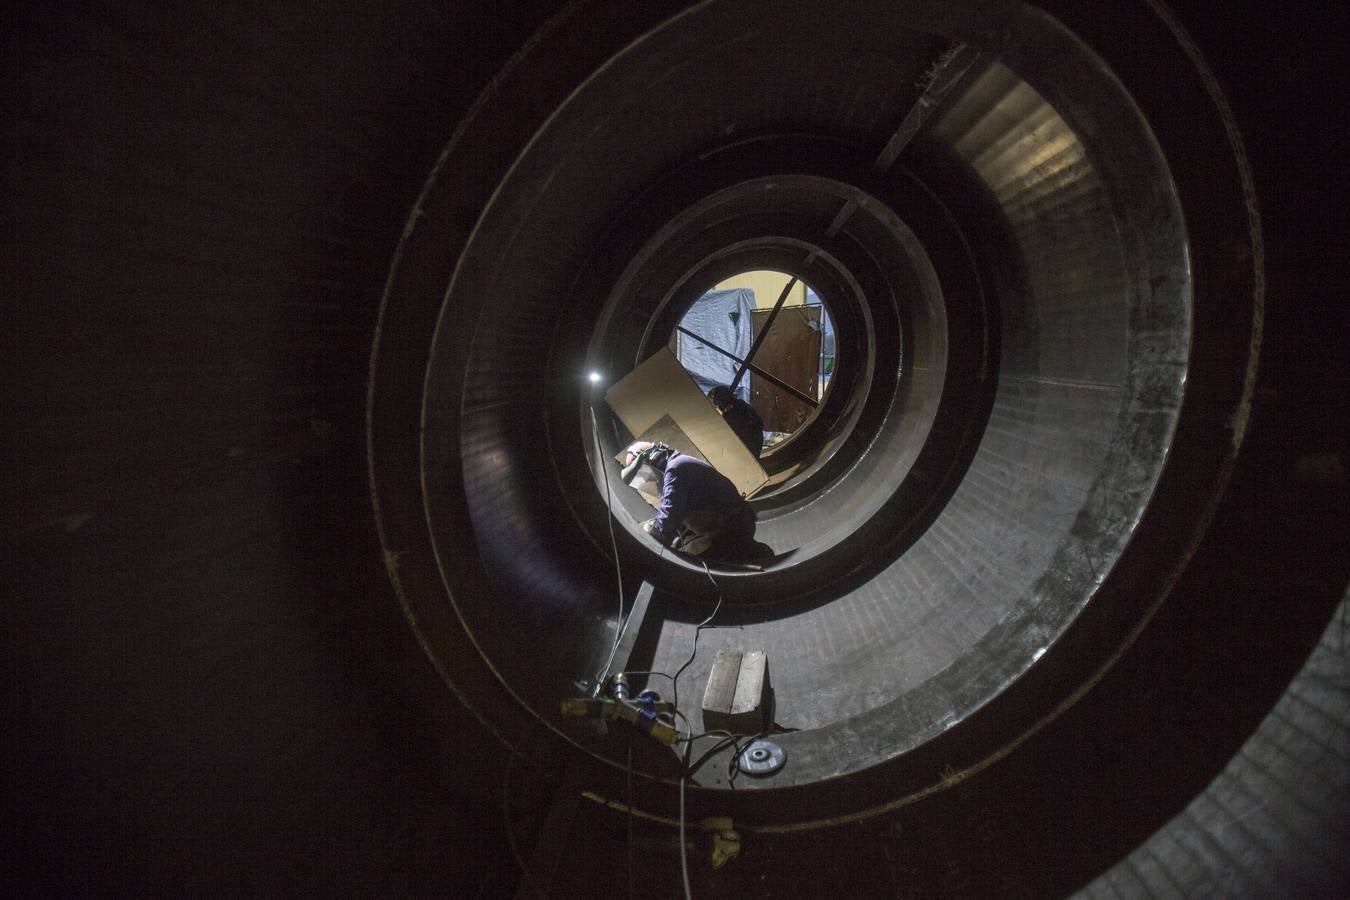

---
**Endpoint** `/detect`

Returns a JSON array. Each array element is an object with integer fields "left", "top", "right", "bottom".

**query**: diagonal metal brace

[{"left": 874, "top": 42, "right": 983, "bottom": 172}]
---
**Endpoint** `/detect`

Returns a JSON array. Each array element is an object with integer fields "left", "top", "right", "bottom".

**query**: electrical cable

[
  {"left": 501, "top": 747, "right": 548, "bottom": 900},
  {"left": 590, "top": 406, "right": 627, "bottom": 687},
  {"left": 619, "top": 670, "right": 674, "bottom": 684},
  {"left": 679, "top": 738, "right": 694, "bottom": 900},
  {"left": 678, "top": 729, "right": 736, "bottom": 744},
  {"left": 690, "top": 735, "right": 746, "bottom": 779},
  {"left": 670, "top": 561, "right": 724, "bottom": 720},
  {"left": 598, "top": 562, "right": 724, "bottom": 897},
  {"left": 676, "top": 563, "right": 724, "bottom": 900},
  {"left": 626, "top": 736, "right": 635, "bottom": 900},
  {"left": 515, "top": 414, "right": 736, "bottom": 894}
]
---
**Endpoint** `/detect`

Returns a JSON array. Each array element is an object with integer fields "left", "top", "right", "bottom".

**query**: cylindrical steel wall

[
  {"left": 7, "top": 1, "right": 1346, "bottom": 896},
  {"left": 370, "top": 0, "right": 1234, "bottom": 808}
]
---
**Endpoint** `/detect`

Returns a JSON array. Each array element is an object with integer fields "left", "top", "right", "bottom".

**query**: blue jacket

[{"left": 649, "top": 454, "right": 747, "bottom": 543}]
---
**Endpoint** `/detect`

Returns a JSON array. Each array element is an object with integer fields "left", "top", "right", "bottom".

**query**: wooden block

[{"left": 701, "top": 649, "right": 770, "bottom": 735}]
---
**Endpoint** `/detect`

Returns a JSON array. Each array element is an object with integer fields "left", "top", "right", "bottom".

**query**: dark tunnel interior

[{"left": 4, "top": 1, "right": 1348, "bottom": 897}]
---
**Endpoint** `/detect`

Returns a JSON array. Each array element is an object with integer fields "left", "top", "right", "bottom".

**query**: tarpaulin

[{"left": 674, "top": 288, "right": 755, "bottom": 403}]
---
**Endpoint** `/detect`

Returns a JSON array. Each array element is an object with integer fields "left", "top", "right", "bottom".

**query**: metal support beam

[
  {"left": 824, "top": 196, "right": 861, "bottom": 238},
  {"left": 730, "top": 276, "right": 798, "bottom": 392},
  {"left": 804, "top": 193, "right": 865, "bottom": 265},
  {"left": 675, "top": 326, "right": 818, "bottom": 409},
  {"left": 607, "top": 580, "right": 656, "bottom": 679},
  {"left": 874, "top": 42, "right": 982, "bottom": 172}
]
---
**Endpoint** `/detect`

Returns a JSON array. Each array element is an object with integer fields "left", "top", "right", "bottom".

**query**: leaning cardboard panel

[
  {"left": 614, "top": 415, "right": 707, "bottom": 510},
  {"left": 606, "top": 347, "right": 768, "bottom": 497}
]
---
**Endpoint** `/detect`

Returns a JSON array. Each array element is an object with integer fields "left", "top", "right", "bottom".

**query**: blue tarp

[{"left": 675, "top": 288, "right": 755, "bottom": 403}]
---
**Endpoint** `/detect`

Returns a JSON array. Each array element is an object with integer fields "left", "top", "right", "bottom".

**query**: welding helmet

[
  {"left": 707, "top": 385, "right": 734, "bottom": 413},
  {"left": 621, "top": 441, "right": 673, "bottom": 485}
]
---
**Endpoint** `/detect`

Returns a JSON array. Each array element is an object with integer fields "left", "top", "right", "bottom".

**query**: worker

[
  {"left": 621, "top": 441, "right": 769, "bottom": 559},
  {"left": 707, "top": 384, "right": 764, "bottom": 457}
]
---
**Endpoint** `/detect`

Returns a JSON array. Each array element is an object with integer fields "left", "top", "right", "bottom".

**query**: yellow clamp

[
  {"left": 559, "top": 697, "right": 678, "bottom": 745},
  {"left": 700, "top": 817, "right": 741, "bottom": 869}
]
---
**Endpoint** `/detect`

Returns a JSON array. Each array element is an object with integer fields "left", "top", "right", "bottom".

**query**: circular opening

[
  {"left": 365, "top": 0, "right": 1256, "bottom": 812},
  {"left": 667, "top": 269, "right": 838, "bottom": 456},
  {"left": 432, "top": 15, "right": 1186, "bottom": 764},
  {"left": 580, "top": 173, "right": 951, "bottom": 577}
]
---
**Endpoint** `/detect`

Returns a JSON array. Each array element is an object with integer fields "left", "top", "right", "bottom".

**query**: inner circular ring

[
  {"left": 655, "top": 268, "right": 840, "bottom": 467},
  {"left": 580, "top": 173, "right": 954, "bottom": 586},
  {"left": 388, "top": 0, "right": 1203, "bottom": 797}
]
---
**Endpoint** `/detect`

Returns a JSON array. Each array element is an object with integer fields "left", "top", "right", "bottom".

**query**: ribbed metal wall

[
  {"left": 1076, "top": 590, "right": 1350, "bottom": 899},
  {"left": 6, "top": 1, "right": 1346, "bottom": 896}
]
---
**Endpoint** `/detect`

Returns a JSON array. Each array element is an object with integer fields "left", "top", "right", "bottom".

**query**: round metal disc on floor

[{"left": 738, "top": 740, "right": 786, "bottom": 777}]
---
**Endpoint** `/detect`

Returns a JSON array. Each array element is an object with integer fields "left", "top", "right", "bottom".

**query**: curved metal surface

[
  {"left": 1075, "top": 586, "right": 1350, "bottom": 899},
  {"left": 8, "top": 0, "right": 1347, "bottom": 896},
  {"left": 377, "top": 0, "right": 1201, "bottom": 800},
  {"left": 582, "top": 166, "right": 951, "bottom": 572}
]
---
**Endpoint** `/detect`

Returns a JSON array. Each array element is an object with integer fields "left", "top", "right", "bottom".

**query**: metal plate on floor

[{"left": 738, "top": 739, "right": 785, "bottom": 776}]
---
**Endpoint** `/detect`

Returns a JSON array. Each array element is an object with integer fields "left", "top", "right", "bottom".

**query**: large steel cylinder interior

[
  {"left": 378, "top": 0, "right": 1199, "bottom": 793},
  {"left": 11, "top": 0, "right": 1347, "bottom": 895}
]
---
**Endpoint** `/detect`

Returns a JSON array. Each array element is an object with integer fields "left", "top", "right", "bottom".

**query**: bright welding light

[{"left": 588, "top": 371, "right": 602, "bottom": 384}]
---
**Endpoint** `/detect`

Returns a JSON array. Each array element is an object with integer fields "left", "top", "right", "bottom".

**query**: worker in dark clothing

[
  {"left": 621, "top": 441, "right": 767, "bottom": 559},
  {"left": 707, "top": 385, "right": 764, "bottom": 457}
]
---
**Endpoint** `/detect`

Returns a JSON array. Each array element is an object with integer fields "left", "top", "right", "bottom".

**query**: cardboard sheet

[
  {"left": 605, "top": 348, "right": 768, "bottom": 497},
  {"left": 614, "top": 416, "right": 706, "bottom": 509}
]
